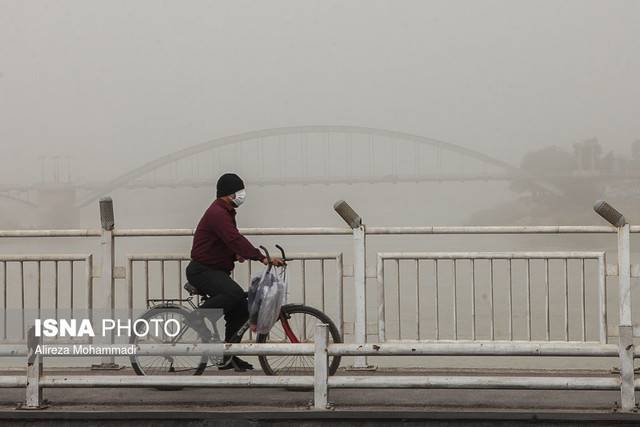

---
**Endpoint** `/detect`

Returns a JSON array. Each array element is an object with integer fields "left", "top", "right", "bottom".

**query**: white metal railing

[
  {"left": 3, "top": 225, "right": 631, "bottom": 238},
  {"left": 377, "top": 251, "right": 607, "bottom": 343},
  {"left": 0, "top": 199, "right": 639, "bottom": 409},
  {"left": 0, "top": 254, "right": 93, "bottom": 342},
  {"left": 126, "top": 252, "right": 344, "bottom": 335},
  {"left": 0, "top": 324, "right": 627, "bottom": 410}
]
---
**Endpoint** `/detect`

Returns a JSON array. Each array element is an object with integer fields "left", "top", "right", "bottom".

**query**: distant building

[
  {"left": 632, "top": 140, "right": 640, "bottom": 162},
  {"left": 573, "top": 138, "right": 602, "bottom": 174}
]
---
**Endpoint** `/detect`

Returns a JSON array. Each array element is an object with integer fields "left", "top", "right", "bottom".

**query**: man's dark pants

[{"left": 186, "top": 260, "right": 249, "bottom": 343}]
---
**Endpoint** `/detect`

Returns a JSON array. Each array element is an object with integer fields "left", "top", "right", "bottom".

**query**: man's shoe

[
  {"left": 216, "top": 355, "right": 233, "bottom": 369},
  {"left": 232, "top": 357, "right": 254, "bottom": 371},
  {"left": 217, "top": 356, "right": 254, "bottom": 372}
]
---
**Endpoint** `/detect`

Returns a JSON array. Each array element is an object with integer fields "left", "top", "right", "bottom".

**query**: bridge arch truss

[{"left": 77, "top": 126, "right": 544, "bottom": 207}]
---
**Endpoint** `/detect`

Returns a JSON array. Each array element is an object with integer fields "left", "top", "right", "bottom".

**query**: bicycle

[{"left": 129, "top": 245, "right": 342, "bottom": 376}]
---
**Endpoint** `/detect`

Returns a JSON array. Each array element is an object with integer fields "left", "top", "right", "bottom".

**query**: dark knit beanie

[{"left": 216, "top": 173, "right": 245, "bottom": 197}]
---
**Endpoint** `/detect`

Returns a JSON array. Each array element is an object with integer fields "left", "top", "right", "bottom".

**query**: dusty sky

[{"left": 1, "top": 0, "right": 639, "bottom": 184}]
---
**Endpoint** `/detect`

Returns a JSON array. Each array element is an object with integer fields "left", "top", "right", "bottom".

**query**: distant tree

[
  {"left": 520, "top": 146, "right": 574, "bottom": 175},
  {"left": 510, "top": 146, "right": 574, "bottom": 195}
]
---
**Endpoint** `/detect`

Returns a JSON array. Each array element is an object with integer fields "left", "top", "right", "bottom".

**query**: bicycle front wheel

[{"left": 257, "top": 304, "right": 342, "bottom": 376}]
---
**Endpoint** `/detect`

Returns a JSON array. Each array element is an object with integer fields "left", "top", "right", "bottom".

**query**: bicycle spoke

[
  {"left": 131, "top": 308, "right": 209, "bottom": 376},
  {"left": 260, "top": 310, "right": 330, "bottom": 375}
]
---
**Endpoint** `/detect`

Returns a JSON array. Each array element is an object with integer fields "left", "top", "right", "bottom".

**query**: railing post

[
  {"left": 336, "top": 253, "right": 344, "bottom": 338},
  {"left": 334, "top": 200, "right": 370, "bottom": 368},
  {"left": 377, "top": 253, "right": 386, "bottom": 343},
  {"left": 20, "top": 326, "right": 45, "bottom": 409},
  {"left": 352, "top": 225, "right": 368, "bottom": 368},
  {"left": 314, "top": 323, "right": 329, "bottom": 410},
  {"left": 594, "top": 201, "right": 635, "bottom": 411},
  {"left": 93, "top": 197, "right": 119, "bottom": 369},
  {"left": 617, "top": 223, "right": 635, "bottom": 411}
]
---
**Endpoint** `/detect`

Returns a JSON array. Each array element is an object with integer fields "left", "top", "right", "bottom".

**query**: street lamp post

[
  {"left": 594, "top": 200, "right": 634, "bottom": 411},
  {"left": 334, "top": 200, "right": 370, "bottom": 369},
  {"left": 93, "top": 197, "right": 119, "bottom": 369}
]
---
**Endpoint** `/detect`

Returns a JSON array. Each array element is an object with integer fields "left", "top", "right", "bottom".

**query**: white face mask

[{"left": 232, "top": 189, "right": 246, "bottom": 207}]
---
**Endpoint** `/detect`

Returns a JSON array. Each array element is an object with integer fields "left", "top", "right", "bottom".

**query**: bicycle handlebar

[
  {"left": 275, "top": 244, "right": 286, "bottom": 260},
  {"left": 259, "top": 245, "right": 287, "bottom": 268},
  {"left": 259, "top": 245, "right": 270, "bottom": 260}
]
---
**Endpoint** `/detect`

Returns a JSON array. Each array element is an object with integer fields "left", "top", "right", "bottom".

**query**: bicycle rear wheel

[
  {"left": 257, "top": 304, "right": 342, "bottom": 376},
  {"left": 130, "top": 305, "right": 211, "bottom": 376}
]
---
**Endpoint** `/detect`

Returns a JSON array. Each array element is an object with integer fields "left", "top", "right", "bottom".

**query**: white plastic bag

[{"left": 247, "top": 267, "right": 287, "bottom": 334}]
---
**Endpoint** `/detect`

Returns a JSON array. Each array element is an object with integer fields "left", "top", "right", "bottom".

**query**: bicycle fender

[{"left": 281, "top": 303, "right": 306, "bottom": 310}]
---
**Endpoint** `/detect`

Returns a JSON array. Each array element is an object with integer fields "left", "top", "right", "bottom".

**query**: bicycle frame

[
  {"left": 227, "top": 307, "right": 298, "bottom": 343},
  {"left": 144, "top": 245, "right": 295, "bottom": 344}
]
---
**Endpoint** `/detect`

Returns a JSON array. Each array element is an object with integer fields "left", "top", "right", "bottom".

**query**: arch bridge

[{"left": 74, "top": 126, "right": 551, "bottom": 207}]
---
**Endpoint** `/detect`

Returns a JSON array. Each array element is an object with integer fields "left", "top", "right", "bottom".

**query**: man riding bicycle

[{"left": 186, "top": 173, "right": 284, "bottom": 371}]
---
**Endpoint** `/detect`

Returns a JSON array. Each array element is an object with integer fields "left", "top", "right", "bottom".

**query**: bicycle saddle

[{"left": 183, "top": 282, "right": 204, "bottom": 296}]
